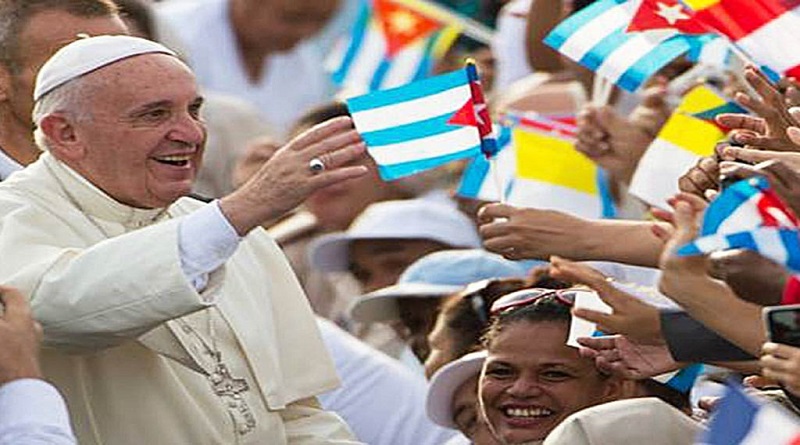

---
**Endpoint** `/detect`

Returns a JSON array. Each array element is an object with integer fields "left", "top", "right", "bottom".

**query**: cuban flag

[
  {"left": 347, "top": 62, "right": 496, "bottom": 180},
  {"left": 543, "top": 0, "right": 714, "bottom": 92},
  {"left": 697, "top": 383, "right": 800, "bottom": 444},
  {"left": 326, "top": 0, "right": 461, "bottom": 93},
  {"left": 683, "top": 0, "right": 800, "bottom": 79},
  {"left": 678, "top": 176, "right": 800, "bottom": 271}
]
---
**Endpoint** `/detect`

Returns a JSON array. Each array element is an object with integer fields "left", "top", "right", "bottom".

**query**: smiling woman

[{"left": 478, "top": 294, "right": 626, "bottom": 445}]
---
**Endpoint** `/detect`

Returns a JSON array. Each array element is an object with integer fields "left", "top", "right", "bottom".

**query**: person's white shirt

[
  {"left": 316, "top": 318, "right": 456, "bottom": 445},
  {"left": 492, "top": 0, "right": 534, "bottom": 92},
  {"left": 0, "top": 379, "right": 76, "bottom": 445},
  {"left": 154, "top": 0, "right": 337, "bottom": 139}
]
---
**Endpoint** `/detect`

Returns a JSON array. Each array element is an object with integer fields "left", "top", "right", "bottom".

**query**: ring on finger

[{"left": 309, "top": 157, "right": 326, "bottom": 174}]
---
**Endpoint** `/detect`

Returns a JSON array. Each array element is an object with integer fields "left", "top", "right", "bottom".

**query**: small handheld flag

[
  {"left": 629, "top": 85, "right": 736, "bottom": 209},
  {"left": 504, "top": 114, "right": 609, "bottom": 219},
  {"left": 683, "top": 0, "right": 800, "bottom": 80},
  {"left": 543, "top": 0, "right": 714, "bottom": 92},
  {"left": 347, "top": 62, "right": 496, "bottom": 180},
  {"left": 678, "top": 176, "right": 800, "bottom": 271},
  {"left": 697, "top": 382, "right": 800, "bottom": 444}
]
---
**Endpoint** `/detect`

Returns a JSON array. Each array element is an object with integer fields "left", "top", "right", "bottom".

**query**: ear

[
  {"left": 600, "top": 376, "right": 638, "bottom": 402},
  {"left": 38, "top": 114, "right": 85, "bottom": 160}
]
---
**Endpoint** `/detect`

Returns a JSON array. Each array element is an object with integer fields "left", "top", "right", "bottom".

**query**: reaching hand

[
  {"left": 678, "top": 155, "right": 720, "bottom": 202},
  {"left": 719, "top": 158, "right": 800, "bottom": 217},
  {"left": 574, "top": 81, "right": 669, "bottom": 186},
  {"left": 477, "top": 203, "right": 588, "bottom": 261},
  {"left": 657, "top": 193, "right": 710, "bottom": 298},
  {"left": 549, "top": 257, "right": 664, "bottom": 345},
  {"left": 716, "top": 66, "right": 800, "bottom": 152},
  {"left": 577, "top": 335, "right": 680, "bottom": 379},
  {"left": 706, "top": 249, "right": 789, "bottom": 306},
  {"left": 0, "top": 286, "right": 42, "bottom": 385}
]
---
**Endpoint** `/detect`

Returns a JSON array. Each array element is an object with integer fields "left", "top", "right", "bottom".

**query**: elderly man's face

[
  {"left": 3, "top": 10, "right": 127, "bottom": 132},
  {"left": 66, "top": 54, "right": 206, "bottom": 209}
]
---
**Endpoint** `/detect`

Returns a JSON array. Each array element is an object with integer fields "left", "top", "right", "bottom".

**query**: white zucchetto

[{"left": 34, "top": 35, "right": 176, "bottom": 102}]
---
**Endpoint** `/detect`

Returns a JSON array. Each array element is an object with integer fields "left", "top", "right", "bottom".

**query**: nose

[
  {"left": 167, "top": 112, "right": 206, "bottom": 146},
  {"left": 505, "top": 375, "right": 543, "bottom": 399}
]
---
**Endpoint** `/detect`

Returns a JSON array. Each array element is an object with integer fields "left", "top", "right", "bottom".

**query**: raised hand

[
  {"left": 577, "top": 335, "right": 680, "bottom": 379},
  {"left": 716, "top": 66, "right": 800, "bottom": 152},
  {"left": 549, "top": 256, "right": 663, "bottom": 345},
  {"left": 220, "top": 117, "right": 369, "bottom": 235}
]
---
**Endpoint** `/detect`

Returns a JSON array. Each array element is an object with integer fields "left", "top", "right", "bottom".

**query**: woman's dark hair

[
  {"left": 438, "top": 278, "right": 529, "bottom": 359},
  {"left": 436, "top": 267, "right": 572, "bottom": 361},
  {"left": 481, "top": 294, "right": 573, "bottom": 349}
]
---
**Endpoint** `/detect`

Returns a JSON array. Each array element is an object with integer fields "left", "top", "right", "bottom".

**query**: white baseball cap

[
  {"left": 34, "top": 35, "right": 176, "bottom": 102},
  {"left": 426, "top": 350, "right": 487, "bottom": 429},
  {"left": 350, "top": 249, "right": 534, "bottom": 323},
  {"left": 309, "top": 199, "right": 481, "bottom": 273}
]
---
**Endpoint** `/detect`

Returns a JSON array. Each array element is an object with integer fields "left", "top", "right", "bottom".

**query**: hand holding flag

[{"left": 677, "top": 175, "right": 800, "bottom": 272}]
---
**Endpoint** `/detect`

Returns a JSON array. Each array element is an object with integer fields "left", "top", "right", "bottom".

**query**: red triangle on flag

[
  {"left": 447, "top": 99, "right": 479, "bottom": 128},
  {"left": 627, "top": 0, "right": 710, "bottom": 34},
  {"left": 375, "top": 0, "right": 443, "bottom": 58}
]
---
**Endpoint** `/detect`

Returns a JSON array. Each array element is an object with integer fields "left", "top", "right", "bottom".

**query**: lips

[
  {"left": 500, "top": 404, "right": 555, "bottom": 428},
  {"left": 151, "top": 153, "right": 195, "bottom": 167}
]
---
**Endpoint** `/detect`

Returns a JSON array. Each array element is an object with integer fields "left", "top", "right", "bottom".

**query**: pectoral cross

[
  {"left": 208, "top": 359, "right": 256, "bottom": 434},
  {"left": 210, "top": 362, "right": 249, "bottom": 397}
]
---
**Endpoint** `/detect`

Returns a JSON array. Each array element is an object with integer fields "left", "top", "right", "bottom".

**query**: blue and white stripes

[
  {"left": 347, "top": 68, "right": 483, "bottom": 180},
  {"left": 544, "top": 0, "right": 712, "bottom": 91}
]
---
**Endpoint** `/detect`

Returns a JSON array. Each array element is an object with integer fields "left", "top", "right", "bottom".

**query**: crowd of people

[{"left": 1, "top": 0, "right": 800, "bottom": 443}]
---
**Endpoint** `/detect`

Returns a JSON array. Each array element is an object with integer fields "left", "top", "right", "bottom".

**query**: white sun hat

[
  {"left": 426, "top": 350, "right": 488, "bottom": 429},
  {"left": 309, "top": 198, "right": 481, "bottom": 273}
]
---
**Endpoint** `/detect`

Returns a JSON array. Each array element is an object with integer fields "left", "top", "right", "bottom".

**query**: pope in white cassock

[{"left": 0, "top": 35, "right": 369, "bottom": 444}]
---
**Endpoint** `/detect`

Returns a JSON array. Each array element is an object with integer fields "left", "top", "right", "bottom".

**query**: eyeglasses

[{"left": 489, "top": 288, "right": 597, "bottom": 315}]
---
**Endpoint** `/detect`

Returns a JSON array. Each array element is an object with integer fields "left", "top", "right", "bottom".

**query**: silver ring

[{"left": 308, "top": 157, "right": 325, "bottom": 174}]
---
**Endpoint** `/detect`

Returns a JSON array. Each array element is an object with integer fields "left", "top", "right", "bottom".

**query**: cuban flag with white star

[
  {"left": 544, "top": 0, "right": 715, "bottom": 92},
  {"left": 347, "top": 62, "right": 496, "bottom": 180},
  {"left": 678, "top": 176, "right": 800, "bottom": 271}
]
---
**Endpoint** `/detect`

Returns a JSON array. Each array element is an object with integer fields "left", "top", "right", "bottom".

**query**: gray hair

[{"left": 32, "top": 75, "right": 93, "bottom": 151}]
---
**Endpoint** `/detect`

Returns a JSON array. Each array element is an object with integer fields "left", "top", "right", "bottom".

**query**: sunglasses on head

[
  {"left": 460, "top": 279, "right": 528, "bottom": 324},
  {"left": 489, "top": 288, "right": 597, "bottom": 316}
]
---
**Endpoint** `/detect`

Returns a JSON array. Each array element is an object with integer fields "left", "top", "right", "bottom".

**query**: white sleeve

[
  {"left": 0, "top": 379, "right": 76, "bottom": 445},
  {"left": 178, "top": 201, "right": 242, "bottom": 291}
]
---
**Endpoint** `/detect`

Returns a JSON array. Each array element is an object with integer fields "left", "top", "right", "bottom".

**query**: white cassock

[{"left": 0, "top": 153, "right": 359, "bottom": 445}]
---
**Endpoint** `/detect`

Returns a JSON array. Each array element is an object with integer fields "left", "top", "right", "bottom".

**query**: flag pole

[
  {"left": 490, "top": 156, "right": 507, "bottom": 204},
  {"left": 465, "top": 58, "right": 504, "bottom": 203},
  {"left": 392, "top": 0, "right": 494, "bottom": 45}
]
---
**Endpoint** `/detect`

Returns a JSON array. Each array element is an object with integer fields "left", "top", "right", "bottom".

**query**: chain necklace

[{"left": 47, "top": 161, "right": 255, "bottom": 435}]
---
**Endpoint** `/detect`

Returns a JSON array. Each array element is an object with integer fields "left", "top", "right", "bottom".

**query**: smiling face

[
  {"left": 480, "top": 321, "right": 619, "bottom": 444},
  {"left": 53, "top": 53, "right": 206, "bottom": 208}
]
